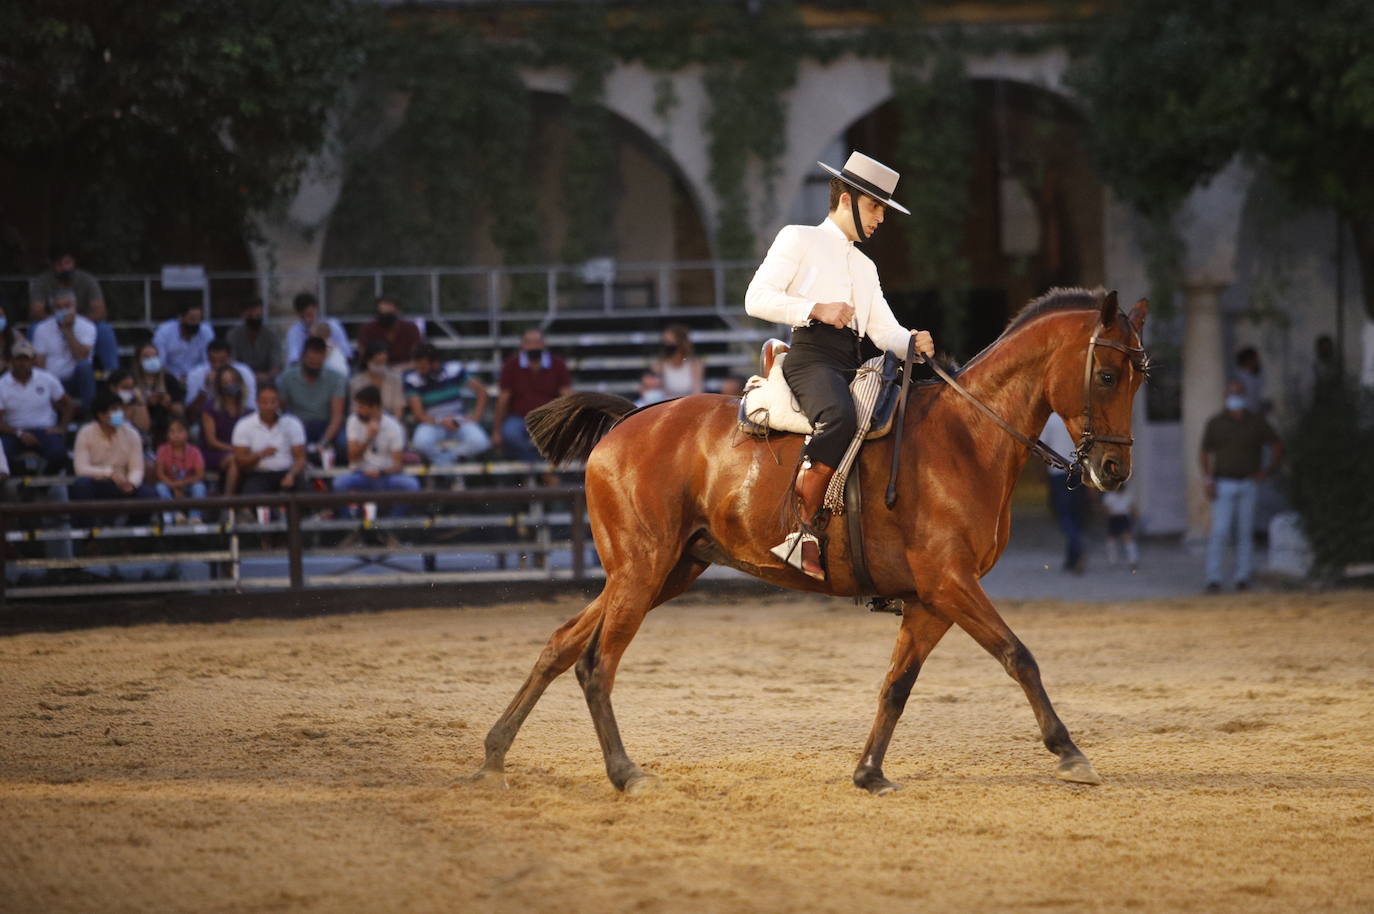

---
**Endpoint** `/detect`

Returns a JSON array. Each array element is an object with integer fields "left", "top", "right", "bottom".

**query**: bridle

[{"left": 914, "top": 318, "right": 1148, "bottom": 478}]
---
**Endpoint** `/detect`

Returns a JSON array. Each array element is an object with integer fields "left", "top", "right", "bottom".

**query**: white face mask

[
  {"left": 117, "top": 388, "right": 135, "bottom": 403},
  {"left": 1225, "top": 395, "right": 1247, "bottom": 412}
]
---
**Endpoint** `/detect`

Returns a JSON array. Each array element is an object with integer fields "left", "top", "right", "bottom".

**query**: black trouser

[{"left": 783, "top": 323, "right": 882, "bottom": 468}]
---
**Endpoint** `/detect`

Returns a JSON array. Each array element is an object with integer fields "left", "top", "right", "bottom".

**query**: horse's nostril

[{"left": 1103, "top": 459, "right": 1121, "bottom": 478}]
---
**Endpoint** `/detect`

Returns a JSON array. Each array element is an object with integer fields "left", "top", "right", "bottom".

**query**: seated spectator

[
  {"left": 233, "top": 385, "right": 307, "bottom": 494},
  {"left": 717, "top": 375, "right": 746, "bottom": 397},
  {"left": 185, "top": 338, "right": 256, "bottom": 418},
  {"left": 151, "top": 301, "right": 214, "bottom": 384},
  {"left": 200, "top": 365, "right": 250, "bottom": 494},
  {"left": 635, "top": 370, "right": 667, "bottom": 407},
  {"left": 357, "top": 296, "right": 421, "bottom": 367},
  {"left": 285, "top": 292, "right": 351, "bottom": 366},
  {"left": 492, "top": 329, "right": 571, "bottom": 462},
  {"left": 310, "top": 320, "right": 351, "bottom": 378},
  {"left": 72, "top": 389, "right": 156, "bottom": 502},
  {"left": 130, "top": 341, "right": 185, "bottom": 438},
  {"left": 108, "top": 369, "right": 152, "bottom": 442},
  {"left": 32, "top": 289, "right": 97, "bottom": 412},
  {"left": 653, "top": 323, "right": 705, "bottom": 397},
  {"left": 350, "top": 340, "right": 406, "bottom": 420},
  {"left": 225, "top": 297, "right": 282, "bottom": 388},
  {"left": 154, "top": 417, "right": 207, "bottom": 522},
  {"left": 405, "top": 343, "right": 490, "bottom": 466},
  {"left": 0, "top": 302, "right": 15, "bottom": 374},
  {"left": 0, "top": 338, "right": 74, "bottom": 473},
  {"left": 336, "top": 385, "right": 420, "bottom": 535},
  {"left": 28, "top": 244, "right": 119, "bottom": 374},
  {"left": 277, "top": 336, "right": 346, "bottom": 459}
]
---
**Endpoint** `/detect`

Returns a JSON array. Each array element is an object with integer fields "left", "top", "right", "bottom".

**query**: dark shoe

[{"left": 1205, "top": 582, "right": 1222, "bottom": 594}]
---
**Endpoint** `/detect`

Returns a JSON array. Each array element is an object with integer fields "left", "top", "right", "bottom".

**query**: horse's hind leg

[
  {"left": 927, "top": 572, "right": 1102, "bottom": 785},
  {"left": 475, "top": 600, "right": 604, "bottom": 784},
  {"left": 852, "top": 602, "right": 952, "bottom": 796}
]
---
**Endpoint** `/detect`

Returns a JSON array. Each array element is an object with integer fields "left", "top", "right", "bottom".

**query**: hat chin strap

[{"left": 849, "top": 192, "right": 868, "bottom": 243}]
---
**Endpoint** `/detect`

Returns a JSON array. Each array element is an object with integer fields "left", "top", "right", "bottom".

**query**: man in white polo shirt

[
  {"left": 0, "top": 337, "right": 75, "bottom": 473},
  {"left": 31, "top": 289, "right": 97, "bottom": 412},
  {"left": 335, "top": 384, "right": 420, "bottom": 533},
  {"left": 232, "top": 385, "right": 307, "bottom": 495}
]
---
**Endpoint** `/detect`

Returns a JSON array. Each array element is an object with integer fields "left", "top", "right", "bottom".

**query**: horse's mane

[{"left": 954, "top": 286, "right": 1106, "bottom": 375}]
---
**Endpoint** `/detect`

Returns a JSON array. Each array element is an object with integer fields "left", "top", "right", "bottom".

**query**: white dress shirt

[{"left": 744, "top": 218, "right": 911, "bottom": 357}]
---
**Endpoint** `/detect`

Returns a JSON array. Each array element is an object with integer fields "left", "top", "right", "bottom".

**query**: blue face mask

[
  {"left": 108, "top": 409, "right": 125, "bottom": 429},
  {"left": 142, "top": 356, "right": 162, "bottom": 374},
  {"left": 1225, "top": 395, "right": 1247, "bottom": 412},
  {"left": 0, "top": 316, "right": 7, "bottom": 332}
]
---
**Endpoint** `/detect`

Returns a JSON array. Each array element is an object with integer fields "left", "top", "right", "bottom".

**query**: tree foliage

[
  {"left": 1068, "top": 0, "right": 1374, "bottom": 318},
  {"left": 0, "top": 0, "right": 368, "bottom": 270}
]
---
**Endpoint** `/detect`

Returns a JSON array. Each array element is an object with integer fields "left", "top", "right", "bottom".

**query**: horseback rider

[{"left": 744, "top": 152, "right": 936, "bottom": 581}]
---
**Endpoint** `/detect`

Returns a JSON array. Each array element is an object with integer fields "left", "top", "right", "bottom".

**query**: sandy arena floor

[{"left": 1, "top": 589, "right": 1372, "bottom": 913}]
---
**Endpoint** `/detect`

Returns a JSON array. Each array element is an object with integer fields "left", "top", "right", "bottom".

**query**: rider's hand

[
  {"left": 810, "top": 301, "right": 854, "bottom": 330},
  {"left": 910, "top": 329, "right": 935, "bottom": 359}
]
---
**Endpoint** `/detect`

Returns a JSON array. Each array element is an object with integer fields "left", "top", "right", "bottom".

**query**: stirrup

[{"left": 770, "top": 529, "right": 826, "bottom": 581}]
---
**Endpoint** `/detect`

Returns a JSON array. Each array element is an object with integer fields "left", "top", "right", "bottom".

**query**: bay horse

[{"left": 478, "top": 287, "right": 1148, "bottom": 795}]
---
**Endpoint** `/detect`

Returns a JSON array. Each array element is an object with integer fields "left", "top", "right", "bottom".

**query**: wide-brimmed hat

[{"left": 818, "top": 152, "right": 910, "bottom": 215}]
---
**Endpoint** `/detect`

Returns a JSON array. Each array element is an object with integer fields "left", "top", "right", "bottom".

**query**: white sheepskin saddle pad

[{"left": 740, "top": 352, "right": 891, "bottom": 438}]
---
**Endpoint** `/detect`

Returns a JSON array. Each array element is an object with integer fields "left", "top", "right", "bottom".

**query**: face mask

[
  {"left": 244, "top": 316, "right": 262, "bottom": 331},
  {"left": 525, "top": 348, "right": 544, "bottom": 360},
  {"left": 108, "top": 409, "right": 125, "bottom": 428},
  {"left": 662, "top": 343, "right": 679, "bottom": 356},
  {"left": 56, "top": 269, "right": 73, "bottom": 283},
  {"left": 54, "top": 307, "right": 73, "bottom": 321},
  {"left": 369, "top": 361, "right": 386, "bottom": 374},
  {"left": 181, "top": 322, "right": 200, "bottom": 336},
  {"left": 141, "top": 356, "right": 162, "bottom": 373},
  {"left": 1225, "top": 395, "right": 1247, "bottom": 412},
  {"left": 221, "top": 383, "right": 242, "bottom": 398},
  {"left": 376, "top": 312, "right": 397, "bottom": 328},
  {"left": 0, "top": 317, "right": 7, "bottom": 332},
  {"left": 116, "top": 388, "right": 134, "bottom": 404},
  {"left": 302, "top": 365, "right": 321, "bottom": 379}
]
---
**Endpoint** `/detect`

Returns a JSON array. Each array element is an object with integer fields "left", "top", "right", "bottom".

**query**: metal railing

[{"left": 0, "top": 485, "right": 592, "bottom": 606}]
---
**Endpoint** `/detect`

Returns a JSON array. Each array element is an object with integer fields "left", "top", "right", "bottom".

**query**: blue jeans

[
  {"left": 412, "top": 420, "right": 491, "bottom": 466},
  {"left": 334, "top": 470, "right": 421, "bottom": 516},
  {"left": 1206, "top": 477, "right": 1258, "bottom": 585},
  {"left": 94, "top": 322, "right": 120, "bottom": 374},
  {"left": 500, "top": 415, "right": 542, "bottom": 462},
  {"left": 62, "top": 361, "right": 96, "bottom": 413},
  {"left": 155, "top": 480, "right": 208, "bottom": 519},
  {"left": 2, "top": 429, "right": 68, "bottom": 473}
]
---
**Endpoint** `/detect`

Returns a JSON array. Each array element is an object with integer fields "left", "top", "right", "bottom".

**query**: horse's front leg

[
  {"left": 924, "top": 570, "right": 1102, "bottom": 785},
  {"left": 853, "top": 602, "right": 952, "bottom": 796}
]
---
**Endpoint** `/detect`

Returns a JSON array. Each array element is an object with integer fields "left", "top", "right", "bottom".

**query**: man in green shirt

[{"left": 277, "top": 336, "right": 346, "bottom": 461}]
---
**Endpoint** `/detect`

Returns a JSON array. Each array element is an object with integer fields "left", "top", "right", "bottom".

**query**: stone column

[{"left": 1180, "top": 282, "right": 1227, "bottom": 539}]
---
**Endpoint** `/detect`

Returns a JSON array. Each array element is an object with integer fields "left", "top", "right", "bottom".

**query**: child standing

[
  {"left": 155, "top": 417, "right": 207, "bottom": 523},
  {"left": 1101, "top": 482, "right": 1140, "bottom": 571}
]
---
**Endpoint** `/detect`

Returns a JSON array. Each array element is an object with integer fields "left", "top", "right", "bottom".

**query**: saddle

[{"left": 737, "top": 339, "right": 901, "bottom": 439}]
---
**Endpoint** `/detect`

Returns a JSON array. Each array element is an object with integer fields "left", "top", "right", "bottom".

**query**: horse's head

[{"left": 1047, "top": 291, "right": 1149, "bottom": 491}]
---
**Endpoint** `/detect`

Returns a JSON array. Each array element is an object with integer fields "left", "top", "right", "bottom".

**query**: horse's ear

[
  {"left": 1127, "top": 297, "right": 1149, "bottom": 333},
  {"left": 1099, "top": 290, "right": 1119, "bottom": 327}
]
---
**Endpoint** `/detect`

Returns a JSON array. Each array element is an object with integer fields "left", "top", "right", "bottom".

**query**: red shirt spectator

[
  {"left": 356, "top": 296, "right": 422, "bottom": 366},
  {"left": 499, "top": 345, "right": 571, "bottom": 418}
]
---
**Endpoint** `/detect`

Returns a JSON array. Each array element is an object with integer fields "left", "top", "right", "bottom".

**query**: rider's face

[{"left": 840, "top": 192, "right": 886, "bottom": 241}]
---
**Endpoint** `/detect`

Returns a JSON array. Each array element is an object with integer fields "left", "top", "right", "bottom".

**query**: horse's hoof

[
  {"left": 622, "top": 771, "right": 660, "bottom": 796},
  {"left": 1055, "top": 758, "right": 1103, "bottom": 785},
  {"left": 854, "top": 769, "right": 903, "bottom": 796},
  {"left": 471, "top": 768, "right": 509, "bottom": 789}
]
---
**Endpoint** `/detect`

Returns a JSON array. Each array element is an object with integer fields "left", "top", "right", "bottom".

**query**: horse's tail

[{"left": 525, "top": 392, "right": 637, "bottom": 466}]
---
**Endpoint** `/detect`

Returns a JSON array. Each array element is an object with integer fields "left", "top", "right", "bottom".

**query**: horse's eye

[{"left": 1097, "top": 370, "right": 1116, "bottom": 387}]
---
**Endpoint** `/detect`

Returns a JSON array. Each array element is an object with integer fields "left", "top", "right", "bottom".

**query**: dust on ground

[{"left": 1, "top": 589, "right": 1372, "bottom": 913}]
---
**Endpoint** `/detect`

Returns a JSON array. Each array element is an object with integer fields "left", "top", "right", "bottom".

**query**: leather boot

[{"left": 763, "top": 460, "right": 833, "bottom": 581}]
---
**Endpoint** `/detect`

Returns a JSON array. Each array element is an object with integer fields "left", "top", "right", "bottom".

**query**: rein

[{"left": 884, "top": 320, "right": 1148, "bottom": 505}]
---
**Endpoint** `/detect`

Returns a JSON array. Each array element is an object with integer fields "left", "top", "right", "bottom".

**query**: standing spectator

[
  {"left": 284, "top": 292, "right": 351, "bottom": 366},
  {"left": 1101, "top": 482, "right": 1140, "bottom": 571},
  {"left": 0, "top": 302, "right": 15, "bottom": 374},
  {"left": 1234, "top": 346, "right": 1266, "bottom": 415},
  {"left": 356, "top": 296, "right": 422, "bottom": 367},
  {"left": 350, "top": 340, "right": 407, "bottom": 420},
  {"left": 151, "top": 302, "right": 214, "bottom": 384},
  {"left": 28, "top": 245, "right": 119, "bottom": 374},
  {"left": 31, "top": 289, "right": 97, "bottom": 411},
  {"left": 108, "top": 369, "right": 152, "bottom": 443},
  {"left": 1042, "top": 412, "right": 1088, "bottom": 574},
  {"left": 310, "top": 321, "right": 352, "bottom": 378},
  {"left": 233, "top": 386, "right": 307, "bottom": 494},
  {"left": 154, "top": 417, "right": 208, "bottom": 522},
  {"left": 185, "top": 339, "right": 256, "bottom": 418},
  {"left": 200, "top": 365, "right": 250, "bottom": 495},
  {"left": 336, "top": 385, "right": 420, "bottom": 543},
  {"left": 225, "top": 298, "right": 282, "bottom": 388},
  {"left": 130, "top": 341, "right": 186, "bottom": 438},
  {"left": 652, "top": 323, "right": 704, "bottom": 397},
  {"left": 405, "top": 343, "right": 490, "bottom": 466},
  {"left": 0, "top": 338, "right": 73, "bottom": 473},
  {"left": 1201, "top": 379, "right": 1284, "bottom": 593},
  {"left": 276, "top": 336, "right": 346, "bottom": 458},
  {"left": 72, "top": 389, "right": 155, "bottom": 502},
  {"left": 491, "top": 329, "right": 571, "bottom": 461}
]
